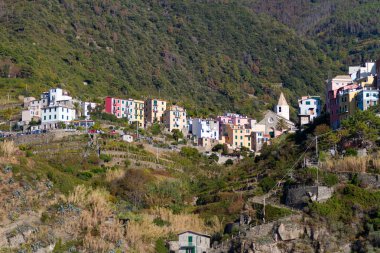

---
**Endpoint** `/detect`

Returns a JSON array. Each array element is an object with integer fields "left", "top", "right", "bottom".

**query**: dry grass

[
  {"left": 321, "top": 155, "right": 380, "bottom": 173},
  {"left": 61, "top": 186, "right": 222, "bottom": 253},
  {"left": 125, "top": 207, "right": 222, "bottom": 252},
  {"left": 105, "top": 168, "right": 126, "bottom": 182},
  {"left": 0, "top": 140, "right": 17, "bottom": 157},
  {"left": 62, "top": 186, "right": 123, "bottom": 253}
]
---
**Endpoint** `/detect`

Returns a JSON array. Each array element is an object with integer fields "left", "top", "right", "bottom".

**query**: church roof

[{"left": 277, "top": 92, "right": 288, "bottom": 106}]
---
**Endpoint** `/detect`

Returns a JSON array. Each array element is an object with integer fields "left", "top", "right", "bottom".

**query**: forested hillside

[
  {"left": 0, "top": 0, "right": 337, "bottom": 117},
  {"left": 249, "top": 0, "right": 380, "bottom": 66}
]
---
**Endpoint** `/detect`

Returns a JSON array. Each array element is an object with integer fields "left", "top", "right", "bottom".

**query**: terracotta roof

[{"left": 277, "top": 92, "right": 288, "bottom": 106}]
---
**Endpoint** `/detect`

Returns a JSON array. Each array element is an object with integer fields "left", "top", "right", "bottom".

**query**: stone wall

[{"left": 285, "top": 186, "right": 334, "bottom": 209}]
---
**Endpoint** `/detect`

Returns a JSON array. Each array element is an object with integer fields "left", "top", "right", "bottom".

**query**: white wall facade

[
  {"left": 41, "top": 106, "right": 76, "bottom": 123},
  {"left": 192, "top": 119, "right": 219, "bottom": 140},
  {"left": 275, "top": 104, "right": 289, "bottom": 120},
  {"left": 298, "top": 96, "right": 321, "bottom": 125},
  {"left": 178, "top": 232, "right": 210, "bottom": 253}
]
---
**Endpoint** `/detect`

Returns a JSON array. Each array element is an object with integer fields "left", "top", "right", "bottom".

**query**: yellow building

[
  {"left": 134, "top": 100, "right": 145, "bottom": 127},
  {"left": 144, "top": 98, "right": 167, "bottom": 125},
  {"left": 163, "top": 105, "right": 187, "bottom": 132},
  {"left": 358, "top": 75, "right": 375, "bottom": 87},
  {"left": 338, "top": 88, "right": 360, "bottom": 122},
  {"left": 225, "top": 125, "right": 253, "bottom": 149}
]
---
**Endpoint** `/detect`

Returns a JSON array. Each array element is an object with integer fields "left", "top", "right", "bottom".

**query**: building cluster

[
  {"left": 20, "top": 88, "right": 97, "bottom": 130},
  {"left": 105, "top": 93, "right": 296, "bottom": 152},
  {"left": 326, "top": 60, "right": 380, "bottom": 129}
]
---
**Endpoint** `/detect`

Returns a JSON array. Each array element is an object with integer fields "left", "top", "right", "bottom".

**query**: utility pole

[
  {"left": 316, "top": 136, "right": 319, "bottom": 186},
  {"left": 263, "top": 196, "right": 266, "bottom": 224},
  {"left": 136, "top": 121, "right": 139, "bottom": 140}
]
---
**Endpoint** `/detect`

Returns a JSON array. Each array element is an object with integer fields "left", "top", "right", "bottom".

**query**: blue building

[{"left": 356, "top": 88, "right": 379, "bottom": 111}]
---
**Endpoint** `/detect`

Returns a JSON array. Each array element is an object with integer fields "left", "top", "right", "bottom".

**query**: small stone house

[{"left": 168, "top": 231, "right": 211, "bottom": 253}]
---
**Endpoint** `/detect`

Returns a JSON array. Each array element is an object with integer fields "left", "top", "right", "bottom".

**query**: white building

[
  {"left": 298, "top": 96, "right": 321, "bottom": 126},
  {"left": 349, "top": 62, "right": 376, "bottom": 81},
  {"left": 41, "top": 106, "right": 76, "bottom": 123},
  {"left": 20, "top": 87, "right": 96, "bottom": 130},
  {"left": 48, "top": 88, "right": 72, "bottom": 105},
  {"left": 191, "top": 118, "right": 219, "bottom": 140},
  {"left": 82, "top": 102, "right": 97, "bottom": 120},
  {"left": 275, "top": 92, "right": 290, "bottom": 120},
  {"left": 168, "top": 231, "right": 211, "bottom": 253}
]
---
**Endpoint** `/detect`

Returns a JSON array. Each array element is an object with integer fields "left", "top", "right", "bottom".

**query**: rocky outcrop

[{"left": 277, "top": 223, "right": 304, "bottom": 241}]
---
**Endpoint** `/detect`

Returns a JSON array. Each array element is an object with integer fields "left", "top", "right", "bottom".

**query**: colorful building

[
  {"left": 297, "top": 96, "right": 321, "bottom": 126},
  {"left": 224, "top": 122, "right": 266, "bottom": 151},
  {"left": 356, "top": 88, "right": 379, "bottom": 111},
  {"left": 163, "top": 105, "right": 187, "bottom": 132},
  {"left": 144, "top": 98, "right": 167, "bottom": 125},
  {"left": 326, "top": 75, "right": 353, "bottom": 129},
  {"left": 337, "top": 87, "right": 360, "bottom": 122},
  {"left": 104, "top": 97, "right": 144, "bottom": 127}
]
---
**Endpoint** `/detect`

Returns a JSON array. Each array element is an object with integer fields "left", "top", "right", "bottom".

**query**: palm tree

[{"left": 276, "top": 118, "right": 288, "bottom": 132}]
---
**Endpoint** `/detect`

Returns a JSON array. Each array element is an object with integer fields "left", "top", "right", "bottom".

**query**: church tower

[{"left": 275, "top": 92, "right": 289, "bottom": 120}]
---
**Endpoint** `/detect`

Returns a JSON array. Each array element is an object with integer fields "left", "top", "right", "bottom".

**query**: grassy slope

[{"left": 0, "top": 0, "right": 336, "bottom": 118}]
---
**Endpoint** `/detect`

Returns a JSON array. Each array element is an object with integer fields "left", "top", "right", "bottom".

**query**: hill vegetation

[
  {"left": 249, "top": 0, "right": 380, "bottom": 66},
  {"left": 0, "top": 0, "right": 338, "bottom": 118}
]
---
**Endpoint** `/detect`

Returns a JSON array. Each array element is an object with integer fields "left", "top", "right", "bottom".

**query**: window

[
  {"left": 306, "top": 101, "right": 310, "bottom": 105},
  {"left": 62, "top": 115, "right": 64, "bottom": 119},
  {"left": 54, "top": 115, "right": 56, "bottom": 119},
  {"left": 49, "top": 115, "right": 51, "bottom": 120},
  {"left": 279, "top": 107, "right": 282, "bottom": 112},
  {"left": 44, "top": 116, "right": 46, "bottom": 120},
  {"left": 366, "top": 93, "right": 370, "bottom": 97}
]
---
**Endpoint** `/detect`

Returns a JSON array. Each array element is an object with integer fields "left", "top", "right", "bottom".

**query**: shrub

[
  {"left": 99, "top": 154, "right": 112, "bottom": 162},
  {"left": 150, "top": 123, "right": 161, "bottom": 135},
  {"left": 155, "top": 238, "right": 167, "bottom": 253},
  {"left": 212, "top": 144, "right": 224, "bottom": 152},
  {"left": 323, "top": 173, "right": 339, "bottom": 187},
  {"left": 124, "top": 159, "right": 131, "bottom": 168},
  {"left": 180, "top": 147, "right": 200, "bottom": 159},
  {"left": 77, "top": 171, "right": 93, "bottom": 180},
  {"left": 153, "top": 217, "right": 171, "bottom": 227},
  {"left": 259, "top": 177, "right": 276, "bottom": 193},
  {"left": 224, "top": 159, "right": 234, "bottom": 166},
  {"left": 345, "top": 148, "right": 358, "bottom": 157},
  {"left": 209, "top": 153, "right": 219, "bottom": 163}
]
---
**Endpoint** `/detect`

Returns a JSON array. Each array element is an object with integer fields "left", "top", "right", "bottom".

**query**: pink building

[
  {"left": 326, "top": 75, "right": 354, "bottom": 129},
  {"left": 216, "top": 113, "right": 252, "bottom": 137}
]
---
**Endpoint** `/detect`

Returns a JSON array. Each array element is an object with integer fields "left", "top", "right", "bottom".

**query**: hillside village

[
  {"left": 2, "top": 1, "right": 380, "bottom": 252},
  {"left": 5, "top": 58, "right": 379, "bottom": 156},
  {"left": 0, "top": 60, "right": 380, "bottom": 252}
]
